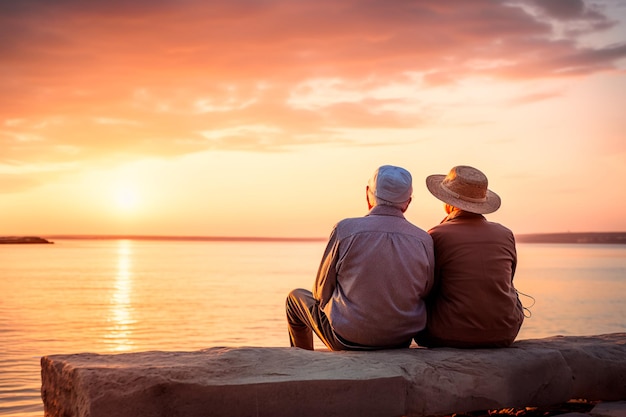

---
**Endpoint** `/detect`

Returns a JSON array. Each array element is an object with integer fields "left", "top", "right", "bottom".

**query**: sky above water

[{"left": 1, "top": 0, "right": 625, "bottom": 237}]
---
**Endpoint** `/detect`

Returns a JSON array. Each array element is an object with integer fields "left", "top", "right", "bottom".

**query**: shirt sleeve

[{"left": 313, "top": 226, "right": 340, "bottom": 309}]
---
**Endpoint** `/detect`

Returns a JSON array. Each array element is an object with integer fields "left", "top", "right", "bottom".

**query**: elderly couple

[{"left": 286, "top": 164, "right": 524, "bottom": 350}]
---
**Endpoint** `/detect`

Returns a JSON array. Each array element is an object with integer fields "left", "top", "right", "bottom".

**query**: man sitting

[
  {"left": 417, "top": 165, "right": 524, "bottom": 348},
  {"left": 286, "top": 165, "right": 435, "bottom": 350}
]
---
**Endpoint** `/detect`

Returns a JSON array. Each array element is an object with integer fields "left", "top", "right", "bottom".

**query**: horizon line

[
  {"left": 41, "top": 234, "right": 328, "bottom": 242},
  {"left": 26, "top": 231, "right": 626, "bottom": 243}
]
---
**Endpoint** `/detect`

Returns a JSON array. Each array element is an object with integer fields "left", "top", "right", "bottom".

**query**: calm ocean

[{"left": 1, "top": 239, "right": 625, "bottom": 416}]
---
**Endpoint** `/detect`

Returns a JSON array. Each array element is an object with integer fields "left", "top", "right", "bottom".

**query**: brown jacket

[{"left": 421, "top": 210, "right": 523, "bottom": 348}]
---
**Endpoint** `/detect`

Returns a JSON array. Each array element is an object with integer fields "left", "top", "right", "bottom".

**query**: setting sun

[{"left": 114, "top": 187, "right": 140, "bottom": 212}]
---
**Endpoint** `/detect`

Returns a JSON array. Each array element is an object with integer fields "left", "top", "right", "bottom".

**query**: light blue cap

[{"left": 368, "top": 165, "right": 413, "bottom": 203}]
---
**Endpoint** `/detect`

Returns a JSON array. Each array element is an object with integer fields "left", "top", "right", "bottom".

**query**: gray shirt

[{"left": 313, "top": 205, "right": 435, "bottom": 347}]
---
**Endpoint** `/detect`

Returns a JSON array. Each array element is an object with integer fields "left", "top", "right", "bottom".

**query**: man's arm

[{"left": 313, "top": 226, "right": 340, "bottom": 309}]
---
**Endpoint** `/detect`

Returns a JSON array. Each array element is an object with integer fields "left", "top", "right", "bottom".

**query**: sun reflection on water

[{"left": 105, "top": 240, "right": 135, "bottom": 352}]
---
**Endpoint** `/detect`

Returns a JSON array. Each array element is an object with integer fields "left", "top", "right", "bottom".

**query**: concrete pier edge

[{"left": 41, "top": 333, "right": 626, "bottom": 417}]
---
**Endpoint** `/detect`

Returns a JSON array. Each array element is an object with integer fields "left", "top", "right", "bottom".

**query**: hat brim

[{"left": 426, "top": 174, "right": 501, "bottom": 214}]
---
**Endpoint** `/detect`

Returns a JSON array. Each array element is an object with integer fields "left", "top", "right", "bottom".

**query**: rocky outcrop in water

[
  {"left": 40, "top": 333, "right": 626, "bottom": 417},
  {"left": 0, "top": 236, "right": 53, "bottom": 244}
]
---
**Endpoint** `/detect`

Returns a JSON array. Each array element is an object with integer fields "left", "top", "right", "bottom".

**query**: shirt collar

[
  {"left": 441, "top": 209, "right": 485, "bottom": 224},
  {"left": 368, "top": 204, "right": 406, "bottom": 218}
]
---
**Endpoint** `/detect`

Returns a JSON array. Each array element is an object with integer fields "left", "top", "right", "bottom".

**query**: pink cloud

[{"left": 0, "top": 0, "right": 624, "bottom": 169}]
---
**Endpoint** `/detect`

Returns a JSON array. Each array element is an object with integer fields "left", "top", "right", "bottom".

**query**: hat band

[{"left": 440, "top": 183, "right": 487, "bottom": 203}]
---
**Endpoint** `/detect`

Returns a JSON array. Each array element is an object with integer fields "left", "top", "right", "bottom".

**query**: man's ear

[
  {"left": 401, "top": 197, "right": 412, "bottom": 213},
  {"left": 366, "top": 186, "right": 374, "bottom": 210}
]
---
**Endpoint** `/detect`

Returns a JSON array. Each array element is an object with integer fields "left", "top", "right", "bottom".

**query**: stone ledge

[{"left": 40, "top": 333, "right": 626, "bottom": 417}]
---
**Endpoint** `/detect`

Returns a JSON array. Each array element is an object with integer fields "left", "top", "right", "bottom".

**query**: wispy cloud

[{"left": 0, "top": 0, "right": 624, "bottom": 170}]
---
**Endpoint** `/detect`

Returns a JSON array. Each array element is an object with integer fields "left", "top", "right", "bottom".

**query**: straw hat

[{"left": 426, "top": 165, "right": 501, "bottom": 214}]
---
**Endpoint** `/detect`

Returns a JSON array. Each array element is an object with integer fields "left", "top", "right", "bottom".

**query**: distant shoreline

[
  {"left": 515, "top": 232, "right": 626, "bottom": 244},
  {"left": 2, "top": 232, "right": 626, "bottom": 244}
]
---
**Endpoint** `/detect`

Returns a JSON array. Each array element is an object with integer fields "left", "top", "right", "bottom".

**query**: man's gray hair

[{"left": 375, "top": 196, "right": 410, "bottom": 211}]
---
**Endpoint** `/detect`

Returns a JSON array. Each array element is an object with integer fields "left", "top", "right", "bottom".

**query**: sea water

[{"left": 0, "top": 239, "right": 624, "bottom": 416}]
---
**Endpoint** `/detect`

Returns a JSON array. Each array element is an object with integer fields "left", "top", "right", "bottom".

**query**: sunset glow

[
  {"left": 1, "top": 0, "right": 625, "bottom": 237},
  {"left": 114, "top": 187, "right": 140, "bottom": 212}
]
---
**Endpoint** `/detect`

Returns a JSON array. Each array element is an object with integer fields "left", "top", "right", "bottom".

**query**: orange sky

[{"left": 1, "top": 0, "right": 625, "bottom": 237}]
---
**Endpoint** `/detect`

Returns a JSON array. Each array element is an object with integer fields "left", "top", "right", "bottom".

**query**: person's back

[
  {"left": 319, "top": 205, "right": 434, "bottom": 348},
  {"left": 425, "top": 210, "right": 523, "bottom": 347},
  {"left": 418, "top": 165, "right": 524, "bottom": 348},
  {"left": 287, "top": 165, "right": 435, "bottom": 351}
]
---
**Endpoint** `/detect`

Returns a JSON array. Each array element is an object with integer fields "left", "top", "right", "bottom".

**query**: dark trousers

[
  {"left": 285, "top": 288, "right": 347, "bottom": 351},
  {"left": 286, "top": 288, "right": 413, "bottom": 351}
]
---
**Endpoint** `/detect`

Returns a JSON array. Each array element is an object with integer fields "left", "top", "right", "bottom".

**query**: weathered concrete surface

[
  {"left": 41, "top": 333, "right": 626, "bottom": 417},
  {"left": 591, "top": 401, "right": 626, "bottom": 417}
]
